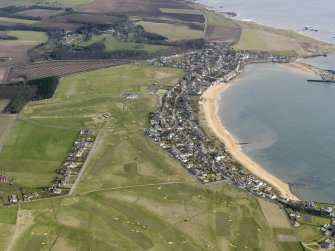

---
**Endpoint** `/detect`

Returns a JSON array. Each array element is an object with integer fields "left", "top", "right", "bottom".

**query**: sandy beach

[
  {"left": 199, "top": 82, "right": 299, "bottom": 201},
  {"left": 284, "top": 61, "right": 318, "bottom": 75}
]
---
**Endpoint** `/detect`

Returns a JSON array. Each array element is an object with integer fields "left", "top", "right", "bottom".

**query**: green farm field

[
  {"left": 7, "top": 31, "right": 48, "bottom": 42},
  {"left": 136, "top": 21, "right": 203, "bottom": 41},
  {"left": 79, "top": 35, "right": 169, "bottom": 53},
  {"left": 0, "top": 64, "right": 293, "bottom": 250},
  {"left": 0, "top": 17, "right": 37, "bottom": 24}
]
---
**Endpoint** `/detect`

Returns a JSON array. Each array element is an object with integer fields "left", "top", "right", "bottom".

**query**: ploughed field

[
  {"left": 4, "top": 60, "right": 129, "bottom": 83},
  {"left": 0, "top": 64, "right": 293, "bottom": 251}
]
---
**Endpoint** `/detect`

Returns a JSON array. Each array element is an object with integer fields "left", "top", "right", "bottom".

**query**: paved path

[{"left": 68, "top": 129, "right": 103, "bottom": 195}]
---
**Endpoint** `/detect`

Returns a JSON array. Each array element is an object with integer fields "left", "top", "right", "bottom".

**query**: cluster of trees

[
  {"left": 52, "top": 43, "right": 152, "bottom": 60},
  {"left": 0, "top": 35, "right": 17, "bottom": 40},
  {"left": 139, "top": 17, "right": 204, "bottom": 31},
  {"left": 4, "top": 76, "right": 60, "bottom": 113}
]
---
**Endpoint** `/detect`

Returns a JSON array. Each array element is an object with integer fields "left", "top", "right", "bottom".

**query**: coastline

[{"left": 199, "top": 81, "right": 299, "bottom": 201}]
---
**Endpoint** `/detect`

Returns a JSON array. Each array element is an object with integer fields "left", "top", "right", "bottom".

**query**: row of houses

[
  {"left": 48, "top": 129, "right": 96, "bottom": 196},
  {"left": 0, "top": 174, "right": 12, "bottom": 183}
]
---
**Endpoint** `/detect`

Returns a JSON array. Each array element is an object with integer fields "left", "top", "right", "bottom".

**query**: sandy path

[{"left": 199, "top": 83, "right": 299, "bottom": 201}]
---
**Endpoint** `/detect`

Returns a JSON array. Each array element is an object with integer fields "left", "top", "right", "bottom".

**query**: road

[{"left": 68, "top": 129, "right": 103, "bottom": 195}]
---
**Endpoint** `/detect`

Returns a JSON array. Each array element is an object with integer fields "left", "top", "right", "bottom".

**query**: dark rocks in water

[{"left": 224, "top": 12, "right": 237, "bottom": 17}]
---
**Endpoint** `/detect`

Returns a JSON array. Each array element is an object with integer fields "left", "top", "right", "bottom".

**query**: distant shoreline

[{"left": 199, "top": 64, "right": 301, "bottom": 201}]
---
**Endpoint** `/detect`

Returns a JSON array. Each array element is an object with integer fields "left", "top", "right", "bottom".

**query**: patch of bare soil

[{"left": 207, "top": 26, "right": 242, "bottom": 42}]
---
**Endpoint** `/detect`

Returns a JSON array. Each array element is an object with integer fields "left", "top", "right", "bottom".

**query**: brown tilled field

[
  {"left": 206, "top": 26, "right": 242, "bottom": 42},
  {"left": 77, "top": 0, "right": 204, "bottom": 23},
  {"left": 78, "top": 0, "right": 192, "bottom": 14},
  {"left": 15, "top": 9, "right": 65, "bottom": 19},
  {"left": 0, "top": 41, "right": 41, "bottom": 66},
  {"left": 0, "top": 99, "right": 10, "bottom": 112},
  {"left": 31, "top": 16, "right": 83, "bottom": 31},
  {"left": 0, "top": 67, "right": 7, "bottom": 83},
  {"left": 65, "top": 13, "right": 127, "bottom": 24},
  {"left": 160, "top": 13, "right": 205, "bottom": 23},
  {"left": 4, "top": 59, "right": 130, "bottom": 83}
]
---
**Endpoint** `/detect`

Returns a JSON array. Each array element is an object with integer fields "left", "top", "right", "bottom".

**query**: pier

[{"left": 307, "top": 79, "right": 335, "bottom": 83}]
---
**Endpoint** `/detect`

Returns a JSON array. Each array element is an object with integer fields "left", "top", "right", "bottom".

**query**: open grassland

[
  {"left": 0, "top": 17, "right": 37, "bottom": 24},
  {"left": 259, "top": 199, "right": 291, "bottom": 229},
  {"left": 7, "top": 31, "right": 48, "bottom": 42},
  {"left": 12, "top": 184, "right": 284, "bottom": 251},
  {"left": 204, "top": 11, "right": 239, "bottom": 28},
  {"left": 0, "top": 222, "right": 16, "bottom": 251},
  {"left": 0, "top": 206, "right": 17, "bottom": 225},
  {"left": 79, "top": 34, "right": 169, "bottom": 53},
  {"left": 234, "top": 28, "right": 268, "bottom": 51},
  {"left": 0, "top": 119, "right": 78, "bottom": 198},
  {"left": 0, "top": 0, "right": 90, "bottom": 7},
  {"left": 234, "top": 22, "right": 335, "bottom": 56},
  {"left": 0, "top": 64, "right": 293, "bottom": 250},
  {"left": 136, "top": 21, "right": 203, "bottom": 41},
  {"left": 22, "top": 65, "right": 185, "bottom": 129},
  {"left": 159, "top": 8, "right": 202, "bottom": 15}
]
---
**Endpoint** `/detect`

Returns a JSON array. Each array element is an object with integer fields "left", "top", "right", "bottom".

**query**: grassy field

[
  {"left": 293, "top": 214, "right": 331, "bottom": 244},
  {"left": 11, "top": 183, "right": 284, "bottom": 251},
  {"left": 0, "top": 116, "right": 13, "bottom": 145},
  {"left": 0, "top": 17, "right": 37, "bottom": 24},
  {"left": 0, "top": 64, "right": 292, "bottom": 250},
  {"left": 7, "top": 31, "right": 48, "bottom": 42},
  {"left": 258, "top": 199, "right": 304, "bottom": 251},
  {"left": 22, "top": 65, "right": 185, "bottom": 129},
  {"left": 79, "top": 34, "right": 169, "bottom": 53},
  {"left": 0, "top": 0, "right": 90, "bottom": 7},
  {"left": 0, "top": 206, "right": 18, "bottom": 224},
  {"left": 159, "top": 8, "right": 202, "bottom": 15},
  {"left": 233, "top": 21, "right": 335, "bottom": 56},
  {"left": 0, "top": 119, "right": 77, "bottom": 192},
  {"left": 136, "top": 21, "right": 203, "bottom": 41},
  {"left": 234, "top": 28, "right": 268, "bottom": 51},
  {"left": 204, "top": 10, "right": 239, "bottom": 28}
]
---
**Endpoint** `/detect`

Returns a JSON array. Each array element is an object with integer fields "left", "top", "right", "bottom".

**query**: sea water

[
  {"left": 217, "top": 63, "right": 335, "bottom": 202},
  {"left": 198, "top": 0, "right": 335, "bottom": 43}
]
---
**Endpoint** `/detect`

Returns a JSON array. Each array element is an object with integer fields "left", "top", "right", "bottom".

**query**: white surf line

[
  {"left": 68, "top": 129, "right": 103, "bottom": 195},
  {"left": 0, "top": 115, "right": 16, "bottom": 152}
]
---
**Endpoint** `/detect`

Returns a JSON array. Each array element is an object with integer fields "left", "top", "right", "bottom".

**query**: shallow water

[{"left": 218, "top": 63, "right": 335, "bottom": 202}]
